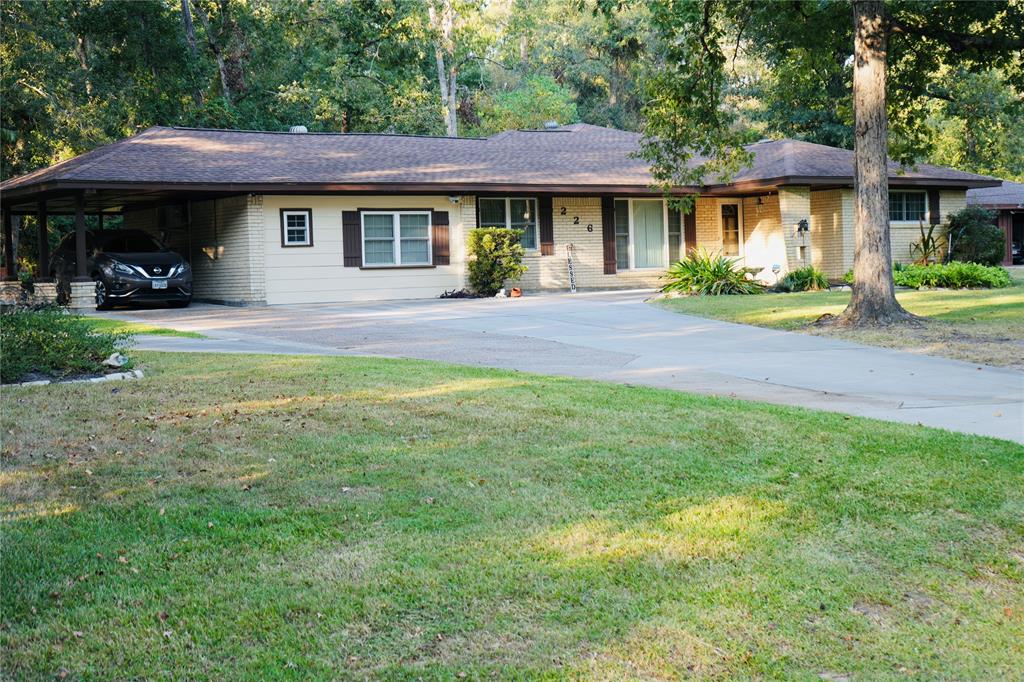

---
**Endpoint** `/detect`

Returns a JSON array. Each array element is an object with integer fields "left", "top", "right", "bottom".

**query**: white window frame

[
  {"left": 477, "top": 197, "right": 539, "bottom": 251},
  {"left": 615, "top": 199, "right": 671, "bottom": 271},
  {"left": 889, "top": 190, "right": 928, "bottom": 224},
  {"left": 360, "top": 210, "right": 433, "bottom": 267},
  {"left": 718, "top": 198, "right": 744, "bottom": 258},
  {"left": 281, "top": 209, "right": 312, "bottom": 247}
]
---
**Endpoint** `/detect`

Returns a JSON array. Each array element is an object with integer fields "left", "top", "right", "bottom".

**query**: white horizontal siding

[{"left": 261, "top": 195, "right": 467, "bottom": 304}]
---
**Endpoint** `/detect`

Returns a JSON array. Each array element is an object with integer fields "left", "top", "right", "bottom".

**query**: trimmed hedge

[
  {"left": 844, "top": 262, "right": 1011, "bottom": 290},
  {"left": 893, "top": 262, "right": 1011, "bottom": 289},
  {"left": 0, "top": 306, "right": 132, "bottom": 383}
]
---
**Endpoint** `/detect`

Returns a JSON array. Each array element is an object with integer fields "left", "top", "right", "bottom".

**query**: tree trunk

[
  {"left": 192, "top": 1, "right": 233, "bottom": 104},
  {"left": 839, "top": 0, "right": 914, "bottom": 326},
  {"left": 428, "top": 0, "right": 458, "bottom": 137},
  {"left": 180, "top": 0, "right": 204, "bottom": 105}
]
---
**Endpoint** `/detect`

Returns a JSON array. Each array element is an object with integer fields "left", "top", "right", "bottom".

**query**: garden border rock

[{"left": 6, "top": 368, "right": 144, "bottom": 388}]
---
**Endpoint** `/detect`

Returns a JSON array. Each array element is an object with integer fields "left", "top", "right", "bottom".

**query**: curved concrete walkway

[{"left": 95, "top": 290, "right": 1024, "bottom": 443}]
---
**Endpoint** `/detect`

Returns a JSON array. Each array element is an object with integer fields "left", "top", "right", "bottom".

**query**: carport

[{"left": 0, "top": 179, "right": 244, "bottom": 285}]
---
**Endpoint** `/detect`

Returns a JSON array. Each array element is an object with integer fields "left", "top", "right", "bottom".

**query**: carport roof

[{"left": 0, "top": 123, "right": 999, "bottom": 212}]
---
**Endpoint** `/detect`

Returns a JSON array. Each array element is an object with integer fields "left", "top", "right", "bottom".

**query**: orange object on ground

[{"left": 510, "top": 287, "right": 522, "bottom": 298}]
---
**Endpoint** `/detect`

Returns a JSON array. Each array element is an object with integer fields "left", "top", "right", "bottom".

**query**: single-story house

[
  {"left": 0, "top": 123, "right": 999, "bottom": 305},
  {"left": 966, "top": 180, "right": 1024, "bottom": 265}
]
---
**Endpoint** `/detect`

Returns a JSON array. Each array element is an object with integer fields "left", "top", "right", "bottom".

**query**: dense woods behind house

[{"left": 2, "top": 0, "right": 1021, "bottom": 185}]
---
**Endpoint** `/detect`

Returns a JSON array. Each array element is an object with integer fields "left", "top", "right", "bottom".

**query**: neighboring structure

[
  {"left": 967, "top": 180, "right": 1024, "bottom": 265},
  {"left": 0, "top": 124, "right": 998, "bottom": 305}
]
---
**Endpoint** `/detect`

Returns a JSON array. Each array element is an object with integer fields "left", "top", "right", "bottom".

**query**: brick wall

[
  {"left": 190, "top": 195, "right": 265, "bottom": 304},
  {"left": 810, "top": 189, "right": 847, "bottom": 277},
  {"left": 514, "top": 196, "right": 665, "bottom": 291},
  {"left": 123, "top": 196, "right": 264, "bottom": 304},
  {"left": 694, "top": 197, "right": 720, "bottom": 251}
]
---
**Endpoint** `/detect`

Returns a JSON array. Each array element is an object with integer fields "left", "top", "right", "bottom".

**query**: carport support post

[
  {"left": 2, "top": 209, "right": 15, "bottom": 280},
  {"left": 36, "top": 201, "right": 50, "bottom": 279},
  {"left": 74, "top": 193, "right": 88, "bottom": 280}
]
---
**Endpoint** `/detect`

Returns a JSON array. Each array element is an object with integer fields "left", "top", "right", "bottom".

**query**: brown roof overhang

[{"left": 1, "top": 175, "right": 1001, "bottom": 212}]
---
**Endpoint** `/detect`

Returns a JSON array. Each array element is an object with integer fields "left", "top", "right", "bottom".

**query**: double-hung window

[
  {"left": 281, "top": 209, "right": 313, "bottom": 247},
  {"left": 478, "top": 197, "right": 538, "bottom": 250},
  {"left": 889, "top": 191, "right": 927, "bottom": 222},
  {"left": 361, "top": 211, "right": 431, "bottom": 266}
]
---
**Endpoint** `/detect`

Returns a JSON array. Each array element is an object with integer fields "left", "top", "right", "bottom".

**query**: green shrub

[
  {"left": 946, "top": 206, "right": 1003, "bottom": 265},
  {"left": 0, "top": 306, "right": 133, "bottom": 383},
  {"left": 776, "top": 266, "right": 829, "bottom": 292},
  {"left": 661, "top": 249, "right": 766, "bottom": 295},
  {"left": 466, "top": 227, "right": 528, "bottom": 297},
  {"left": 892, "top": 262, "right": 1011, "bottom": 289}
]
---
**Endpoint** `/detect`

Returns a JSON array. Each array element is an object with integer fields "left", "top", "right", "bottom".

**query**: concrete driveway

[{"left": 96, "top": 290, "right": 1024, "bottom": 443}]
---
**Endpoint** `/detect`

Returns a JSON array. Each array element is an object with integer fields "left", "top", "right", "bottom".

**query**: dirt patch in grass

[{"left": 808, "top": 318, "right": 1024, "bottom": 370}]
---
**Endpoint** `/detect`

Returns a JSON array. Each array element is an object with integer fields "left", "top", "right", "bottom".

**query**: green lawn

[
  {"left": 83, "top": 316, "right": 205, "bottom": 338},
  {"left": 653, "top": 272, "right": 1024, "bottom": 369},
  {"left": 2, "top": 352, "right": 1022, "bottom": 679}
]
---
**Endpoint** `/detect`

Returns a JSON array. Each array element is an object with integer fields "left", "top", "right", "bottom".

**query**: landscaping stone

[{"left": 7, "top": 368, "right": 143, "bottom": 388}]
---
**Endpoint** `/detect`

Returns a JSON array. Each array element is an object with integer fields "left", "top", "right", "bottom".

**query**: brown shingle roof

[
  {"left": 0, "top": 123, "right": 999, "bottom": 197},
  {"left": 967, "top": 180, "right": 1024, "bottom": 208}
]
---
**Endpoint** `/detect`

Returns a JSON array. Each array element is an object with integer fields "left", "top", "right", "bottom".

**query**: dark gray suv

[{"left": 50, "top": 230, "right": 193, "bottom": 309}]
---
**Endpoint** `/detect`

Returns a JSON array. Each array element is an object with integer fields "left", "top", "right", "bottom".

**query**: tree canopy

[{"left": 1, "top": 0, "right": 1021, "bottom": 182}]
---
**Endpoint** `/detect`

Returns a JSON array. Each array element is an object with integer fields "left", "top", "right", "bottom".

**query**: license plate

[{"left": 152, "top": 279, "right": 168, "bottom": 289}]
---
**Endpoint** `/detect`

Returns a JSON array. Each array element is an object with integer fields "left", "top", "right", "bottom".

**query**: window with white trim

[
  {"left": 281, "top": 209, "right": 312, "bottom": 246},
  {"left": 478, "top": 197, "right": 538, "bottom": 250},
  {"left": 721, "top": 203, "right": 741, "bottom": 257},
  {"left": 889, "top": 191, "right": 927, "bottom": 222},
  {"left": 361, "top": 211, "right": 432, "bottom": 266}
]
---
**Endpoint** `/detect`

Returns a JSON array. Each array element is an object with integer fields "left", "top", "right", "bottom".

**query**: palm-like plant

[
  {"left": 776, "top": 266, "right": 830, "bottom": 292},
  {"left": 660, "top": 249, "right": 766, "bottom": 295}
]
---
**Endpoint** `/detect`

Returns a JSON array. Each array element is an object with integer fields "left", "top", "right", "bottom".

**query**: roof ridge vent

[{"left": 289, "top": 125, "right": 308, "bottom": 134}]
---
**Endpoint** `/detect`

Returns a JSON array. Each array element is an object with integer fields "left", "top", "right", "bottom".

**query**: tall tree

[
  {"left": 641, "top": 0, "right": 1024, "bottom": 326},
  {"left": 848, "top": 0, "right": 908, "bottom": 324},
  {"left": 428, "top": 0, "right": 459, "bottom": 136}
]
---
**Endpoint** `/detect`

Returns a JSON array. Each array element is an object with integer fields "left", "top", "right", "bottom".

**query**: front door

[{"left": 633, "top": 200, "right": 665, "bottom": 269}]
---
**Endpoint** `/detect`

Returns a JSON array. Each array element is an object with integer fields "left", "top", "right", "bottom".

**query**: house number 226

[{"left": 560, "top": 207, "right": 593, "bottom": 232}]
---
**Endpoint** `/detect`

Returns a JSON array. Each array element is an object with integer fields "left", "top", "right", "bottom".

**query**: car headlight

[
  {"left": 175, "top": 261, "right": 192, "bottom": 277},
  {"left": 104, "top": 261, "right": 135, "bottom": 276}
]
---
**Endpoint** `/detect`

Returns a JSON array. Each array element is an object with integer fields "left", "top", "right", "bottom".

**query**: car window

[{"left": 99, "top": 232, "right": 164, "bottom": 253}]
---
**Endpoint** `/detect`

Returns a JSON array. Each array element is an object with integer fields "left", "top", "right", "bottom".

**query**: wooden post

[
  {"left": 74, "top": 193, "right": 88, "bottom": 280},
  {"left": 999, "top": 210, "right": 1012, "bottom": 266},
  {"left": 2, "top": 209, "right": 16, "bottom": 280},
  {"left": 37, "top": 201, "right": 50, "bottom": 279}
]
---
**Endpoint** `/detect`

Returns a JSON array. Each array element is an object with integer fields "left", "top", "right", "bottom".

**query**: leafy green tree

[
  {"left": 640, "top": 0, "right": 1023, "bottom": 326},
  {"left": 472, "top": 75, "right": 577, "bottom": 134},
  {"left": 926, "top": 68, "right": 1024, "bottom": 181}
]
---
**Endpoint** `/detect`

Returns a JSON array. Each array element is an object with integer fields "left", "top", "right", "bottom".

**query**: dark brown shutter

[
  {"left": 538, "top": 196, "right": 554, "bottom": 255},
  {"left": 432, "top": 210, "right": 450, "bottom": 265},
  {"left": 601, "top": 196, "right": 616, "bottom": 274},
  {"left": 928, "top": 189, "right": 940, "bottom": 225},
  {"left": 342, "top": 210, "right": 361, "bottom": 267},
  {"left": 683, "top": 209, "right": 697, "bottom": 255}
]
